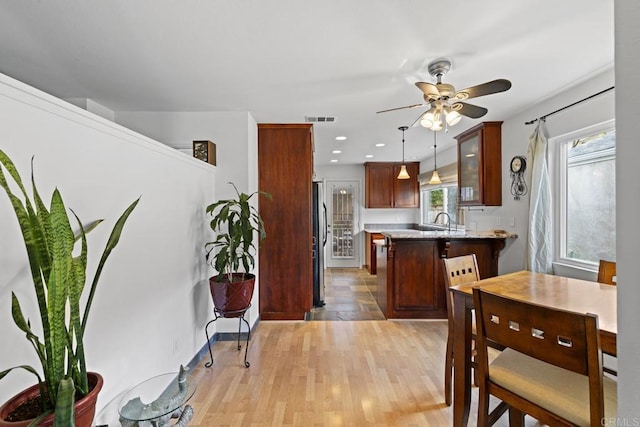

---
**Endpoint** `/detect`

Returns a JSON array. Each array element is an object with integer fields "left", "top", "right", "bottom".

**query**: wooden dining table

[{"left": 449, "top": 270, "right": 617, "bottom": 427}]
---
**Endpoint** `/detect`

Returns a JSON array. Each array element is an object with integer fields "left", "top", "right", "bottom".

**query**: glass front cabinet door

[{"left": 455, "top": 122, "right": 503, "bottom": 206}]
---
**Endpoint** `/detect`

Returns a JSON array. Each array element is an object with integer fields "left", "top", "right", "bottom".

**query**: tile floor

[{"left": 308, "top": 268, "right": 386, "bottom": 320}]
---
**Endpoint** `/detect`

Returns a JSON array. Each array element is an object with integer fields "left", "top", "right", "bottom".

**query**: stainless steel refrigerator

[{"left": 313, "top": 181, "right": 327, "bottom": 307}]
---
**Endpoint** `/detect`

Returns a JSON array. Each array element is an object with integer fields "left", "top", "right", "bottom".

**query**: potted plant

[
  {"left": 205, "top": 182, "right": 271, "bottom": 316},
  {"left": 0, "top": 150, "right": 139, "bottom": 427}
]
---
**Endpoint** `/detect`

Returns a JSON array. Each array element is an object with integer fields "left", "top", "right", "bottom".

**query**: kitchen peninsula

[{"left": 375, "top": 230, "right": 515, "bottom": 319}]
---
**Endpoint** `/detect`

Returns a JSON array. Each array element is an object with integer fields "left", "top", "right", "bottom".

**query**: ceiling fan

[{"left": 377, "top": 58, "right": 512, "bottom": 131}]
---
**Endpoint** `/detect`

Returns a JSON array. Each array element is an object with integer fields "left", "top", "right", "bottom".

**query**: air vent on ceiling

[{"left": 305, "top": 116, "right": 336, "bottom": 123}]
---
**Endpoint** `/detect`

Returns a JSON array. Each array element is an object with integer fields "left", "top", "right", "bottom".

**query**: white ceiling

[{"left": 0, "top": 1, "right": 614, "bottom": 166}]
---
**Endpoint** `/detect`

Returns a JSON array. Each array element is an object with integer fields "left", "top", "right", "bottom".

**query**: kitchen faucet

[{"left": 433, "top": 212, "right": 451, "bottom": 233}]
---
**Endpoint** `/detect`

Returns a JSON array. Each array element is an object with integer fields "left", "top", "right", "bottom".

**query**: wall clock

[{"left": 510, "top": 155, "right": 527, "bottom": 200}]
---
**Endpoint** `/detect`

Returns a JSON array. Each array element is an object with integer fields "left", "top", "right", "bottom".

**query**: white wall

[
  {"left": 0, "top": 74, "right": 216, "bottom": 416},
  {"left": 114, "top": 110, "right": 261, "bottom": 328},
  {"left": 115, "top": 111, "right": 255, "bottom": 200},
  {"left": 615, "top": 0, "right": 640, "bottom": 417}
]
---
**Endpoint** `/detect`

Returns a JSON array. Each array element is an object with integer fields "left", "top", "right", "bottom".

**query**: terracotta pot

[
  {"left": 209, "top": 273, "right": 255, "bottom": 317},
  {"left": 0, "top": 372, "right": 103, "bottom": 427}
]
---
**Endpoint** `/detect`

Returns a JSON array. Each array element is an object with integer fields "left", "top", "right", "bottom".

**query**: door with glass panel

[{"left": 326, "top": 181, "right": 360, "bottom": 268}]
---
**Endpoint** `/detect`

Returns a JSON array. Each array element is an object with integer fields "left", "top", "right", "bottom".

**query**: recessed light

[
  {"left": 365, "top": 154, "right": 374, "bottom": 158},
  {"left": 411, "top": 156, "right": 417, "bottom": 159},
  {"left": 335, "top": 136, "right": 347, "bottom": 141},
  {"left": 330, "top": 159, "right": 338, "bottom": 163},
  {"left": 375, "top": 143, "right": 385, "bottom": 147},
  {"left": 332, "top": 150, "right": 342, "bottom": 154}
]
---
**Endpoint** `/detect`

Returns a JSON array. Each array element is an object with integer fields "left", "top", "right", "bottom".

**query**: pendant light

[
  {"left": 397, "top": 126, "right": 410, "bottom": 180},
  {"left": 428, "top": 131, "right": 442, "bottom": 185}
]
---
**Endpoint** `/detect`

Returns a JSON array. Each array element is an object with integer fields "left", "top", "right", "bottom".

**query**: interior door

[{"left": 326, "top": 180, "right": 360, "bottom": 268}]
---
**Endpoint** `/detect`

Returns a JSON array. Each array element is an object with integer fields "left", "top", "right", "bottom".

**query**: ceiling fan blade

[
  {"left": 415, "top": 82, "right": 440, "bottom": 100},
  {"left": 453, "top": 102, "right": 488, "bottom": 119},
  {"left": 454, "top": 79, "right": 512, "bottom": 100},
  {"left": 376, "top": 103, "right": 426, "bottom": 114}
]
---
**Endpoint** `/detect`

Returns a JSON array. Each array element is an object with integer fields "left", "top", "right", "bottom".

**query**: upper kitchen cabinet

[
  {"left": 258, "top": 123, "right": 314, "bottom": 320},
  {"left": 365, "top": 162, "right": 419, "bottom": 208},
  {"left": 455, "top": 122, "right": 503, "bottom": 206}
]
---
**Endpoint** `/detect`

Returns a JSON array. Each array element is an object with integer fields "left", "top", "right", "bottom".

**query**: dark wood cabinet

[
  {"left": 365, "top": 162, "right": 419, "bottom": 208},
  {"left": 364, "top": 232, "right": 384, "bottom": 274},
  {"left": 455, "top": 122, "right": 503, "bottom": 206},
  {"left": 258, "top": 124, "right": 313, "bottom": 320},
  {"left": 393, "top": 163, "right": 420, "bottom": 207},
  {"left": 377, "top": 236, "right": 508, "bottom": 319}
]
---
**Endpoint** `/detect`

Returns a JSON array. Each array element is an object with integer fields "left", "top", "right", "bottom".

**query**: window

[
  {"left": 420, "top": 184, "right": 460, "bottom": 226},
  {"left": 553, "top": 120, "right": 615, "bottom": 268}
]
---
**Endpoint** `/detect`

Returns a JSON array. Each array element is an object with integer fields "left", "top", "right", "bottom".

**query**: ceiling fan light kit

[{"left": 377, "top": 58, "right": 512, "bottom": 132}]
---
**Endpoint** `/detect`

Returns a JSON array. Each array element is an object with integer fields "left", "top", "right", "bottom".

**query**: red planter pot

[
  {"left": 0, "top": 372, "right": 103, "bottom": 427},
  {"left": 209, "top": 273, "right": 255, "bottom": 317}
]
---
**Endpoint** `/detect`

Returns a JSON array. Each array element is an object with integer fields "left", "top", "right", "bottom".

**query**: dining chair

[
  {"left": 473, "top": 287, "right": 617, "bottom": 427},
  {"left": 442, "top": 254, "right": 481, "bottom": 406},
  {"left": 597, "top": 259, "right": 617, "bottom": 285}
]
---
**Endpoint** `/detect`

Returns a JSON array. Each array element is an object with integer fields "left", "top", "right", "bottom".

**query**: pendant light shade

[
  {"left": 397, "top": 164, "right": 410, "bottom": 180},
  {"left": 397, "top": 126, "right": 410, "bottom": 180},
  {"left": 428, "top": 131, "right": 442, "bottom": 185},
  {"left": 428, "top": 169, "right": 441, "bottom": 185}
]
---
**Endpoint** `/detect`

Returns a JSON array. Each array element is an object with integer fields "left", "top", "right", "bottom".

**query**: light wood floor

[{"left": 189, "top": 268, "right": 544, "bottom": 426}]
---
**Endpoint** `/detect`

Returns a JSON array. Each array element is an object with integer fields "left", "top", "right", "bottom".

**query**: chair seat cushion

[{"left": 490, "top": 348, "right": 617, "bottom": 426}]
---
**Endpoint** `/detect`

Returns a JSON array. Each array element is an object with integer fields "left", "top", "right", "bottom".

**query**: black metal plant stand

[{"left": 204, "top": 304, "right": 251, "bottom": 368}]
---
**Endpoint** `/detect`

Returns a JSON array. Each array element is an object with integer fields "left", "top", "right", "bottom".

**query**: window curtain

[{"left": 525, "top": 120, "right": 553, "bottom": 273}]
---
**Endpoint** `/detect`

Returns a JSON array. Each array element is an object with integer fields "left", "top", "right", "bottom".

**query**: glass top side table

[{"left": 118, "top": 367, "right": 196, "bottom": 426}]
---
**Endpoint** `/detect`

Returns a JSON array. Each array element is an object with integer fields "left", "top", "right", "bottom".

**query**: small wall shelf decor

[{"left": 193, "top": 140, "right": 216, "bottom": 165}]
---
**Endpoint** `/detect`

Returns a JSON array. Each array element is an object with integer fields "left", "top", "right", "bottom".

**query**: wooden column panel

[{"left": 258, "top": 124, "right": 313, "bottom": 320}]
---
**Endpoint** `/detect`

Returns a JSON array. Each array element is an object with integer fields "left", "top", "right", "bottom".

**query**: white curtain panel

[{"left": 525, "top": 120, "right": 553, "bottom": 273}]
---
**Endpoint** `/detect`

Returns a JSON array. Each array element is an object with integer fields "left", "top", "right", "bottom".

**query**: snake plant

[{"left": 0, "top": 149, "right": 139, "bottom": 424}]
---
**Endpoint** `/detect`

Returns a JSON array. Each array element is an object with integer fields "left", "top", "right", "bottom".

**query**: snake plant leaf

[
  {"left": 73, "top": 219, "right": 103, "bottom": 242},
  {"left": 0, "top": 154, "right": 54, "bottom": 391},
  {"left": 0, "top": 365, "right": 42, "bottom": 383},
  {"left": 53, "top": 377, "right": 75, "bottom": 427},
  {"left": 11, "top": 292, "right": 33, "bottom": 335},
  {"left": 68, "top": 209, "right": 89, "bottom": 392},
  {"left": 48, "top": 189, "right": 75, "bottom": 401},
  {"left": 28, "top": 410, "right": 54, "bottom": 427}
]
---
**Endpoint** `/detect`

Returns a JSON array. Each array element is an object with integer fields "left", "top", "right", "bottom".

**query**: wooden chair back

[
  {"left": 473, "top": 287, "right": 605, "bottom": 424},
  {"left": 443, "top": 254, "right": 480, "bottom": 287},
  {"left": 597, "top": 259, "right": 617, "bottom": 285},
  {"left": 442, "top": 254, "right": 480, "bottom": 324},
  {"left": 441, "top": 254, "right": 482, "bottom": 406}
]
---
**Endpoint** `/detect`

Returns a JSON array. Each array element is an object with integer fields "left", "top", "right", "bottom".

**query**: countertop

[{"left": 380, "top": 229, "right": 517, "bottom": 240}]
